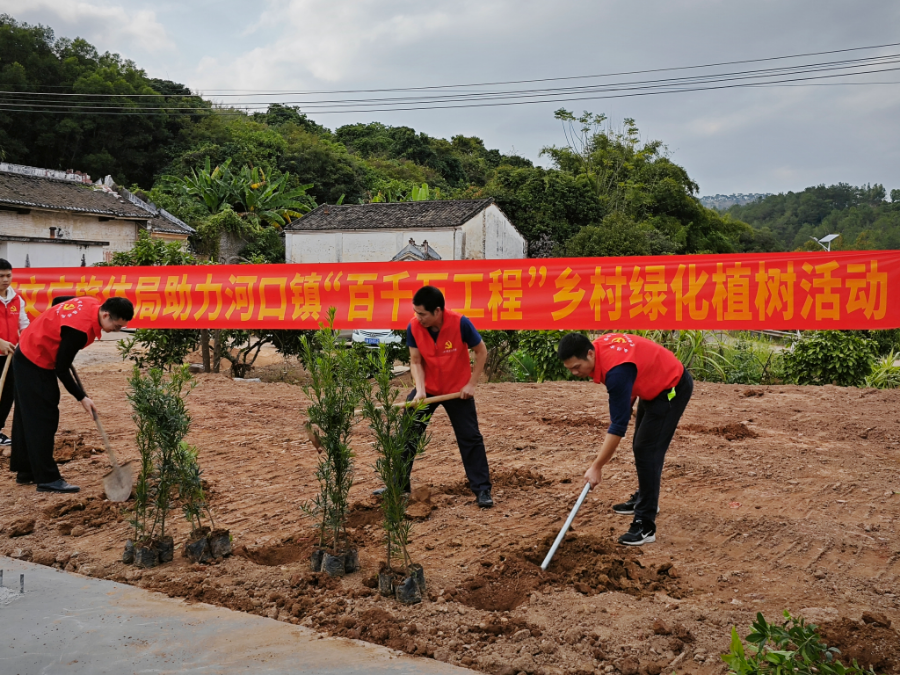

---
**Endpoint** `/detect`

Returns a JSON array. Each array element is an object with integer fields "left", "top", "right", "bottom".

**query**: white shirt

[{"left": 0, "top": 287, "right": 29, "bottom": 332}]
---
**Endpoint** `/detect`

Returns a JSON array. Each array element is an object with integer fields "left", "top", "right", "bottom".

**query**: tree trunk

[
  {"left": 212, "top": 330, "right": 222, "bottom": 373},
  {"left": 200, "top": 329, "right": 211, "bottom": 373}
]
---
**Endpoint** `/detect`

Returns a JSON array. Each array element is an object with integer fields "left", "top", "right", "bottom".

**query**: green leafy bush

[
  {"left": 481, "top": 330, "right": 521, "bottom": 382},
  {"left": 723, "top": 611, "right": 874, "bottom": 675},
  {"left": 119, "top": 328, "right": 200, "bottom": 371},
  {"left": 783, "top": 331, "right": 877, "bottom": 387},
  {"left": 864, "top": 350, "right": 900, "bottom": 389},
  {"left": 519, "top": 330, "right": 583, "bottom": 382}
]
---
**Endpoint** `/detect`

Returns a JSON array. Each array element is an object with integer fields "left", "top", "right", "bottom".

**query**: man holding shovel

[
  {"left": 396, "top": 286, "right": 493, "bottom": 508},
  {"left": 10, "top": 295, "right": 133, "bottom": 493},
  {"left": 0, "top": 258, "right": 29, "bottom": 449},
  {"left": 558, "top": 333, "right": 692, "bottom": 545}
]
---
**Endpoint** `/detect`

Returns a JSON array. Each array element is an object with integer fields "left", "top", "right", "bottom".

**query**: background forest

[{"left": 1, "top": 15, "right": 898, "bottom": 265}]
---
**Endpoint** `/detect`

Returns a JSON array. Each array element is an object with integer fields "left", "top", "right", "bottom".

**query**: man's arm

[
  {"left": 584, "top": 433, "right": 623, "bottom": 488},
  {"left": 461, "top": 341, "right": 487, "bottom": 399},
  {"left": 584, "top": 363, "right": 637, "bottom": 489},
  {"left": 55, "top": 327, "right": 97, "bottom": 416},
  {"left": 0, "top": 338, "right": 11, "bottom": 355},
  {"left": 409, "top": 347, "right": 427, "bottom": 401}
]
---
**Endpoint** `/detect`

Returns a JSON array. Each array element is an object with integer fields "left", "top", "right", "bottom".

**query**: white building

[
  {"left": 284, "top": 199, "right": 526, "bottom": 264},
  {"left": 0, "top": 163, "right": 193, "bottom": 268}
]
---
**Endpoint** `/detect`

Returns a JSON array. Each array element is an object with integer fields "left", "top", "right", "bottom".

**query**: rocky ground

[{"left": 1, "top": 341, "right": 899, "bottom": 675}]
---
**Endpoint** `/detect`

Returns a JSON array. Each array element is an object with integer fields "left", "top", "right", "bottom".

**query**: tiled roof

[
  {"left": 0, "top": 169, "right": 194, "bottom": 235},
  {"left": 0, "top": 170, "right": 151, "bottom": 217},
  {"left": 285, "top": 199, "right": 494, "bottom": 232}
]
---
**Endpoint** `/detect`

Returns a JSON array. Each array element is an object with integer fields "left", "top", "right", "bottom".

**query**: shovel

[
  {"left": 0, "top": 353, "right": 10, "bottom": 456},
  {"left": 70, "top": 366, "right": 134, "bottom": 502},
  {"left": 540, "top": 482, "right": 591, "bottom": 571}
]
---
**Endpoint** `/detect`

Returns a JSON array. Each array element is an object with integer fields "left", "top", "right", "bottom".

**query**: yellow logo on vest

[
  {"left": 444, "top": 340, "right": 453, "bottom": 350},
  {"left": 62, "top": 303, "right": 77, "bottom": 311},
  {"left": 611, "top": 336, "right": 628, "bottom": 344},
  {"left": 9, "top": 304, "right": 18, "bottom": 313}
]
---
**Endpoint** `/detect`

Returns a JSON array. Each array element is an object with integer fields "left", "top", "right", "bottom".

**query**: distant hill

[
  {"left": 726, "top": 183, "right": 900, "bottom": 251},
  {"left": 700, "top": 193, "right": 772, "bottom": 210}
]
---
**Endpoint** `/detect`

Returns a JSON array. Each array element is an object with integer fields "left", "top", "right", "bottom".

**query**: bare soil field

[{"left": 2, "top": 343, "right": 900, "bottom": 675}]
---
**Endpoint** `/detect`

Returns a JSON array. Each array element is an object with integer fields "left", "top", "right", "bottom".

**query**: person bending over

[
  {"left": 10, "top": 296, "right": 134, "bottom": 493},
  {"left": 558, "top": 332, "right": 693, "bottom": 545}
]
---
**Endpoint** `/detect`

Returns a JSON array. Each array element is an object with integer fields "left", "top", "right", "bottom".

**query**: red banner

[{"left": 11, "top": 250, "right": 900, "bottom": 330}]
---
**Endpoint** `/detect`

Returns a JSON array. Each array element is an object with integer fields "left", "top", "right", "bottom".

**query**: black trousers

[
  {"left": 631, "top": 370, "right": 693, "bottom": 525},
  {"left": 9, "top": 348, "right": 63, "bottom": 484},
  {"left": 403, "top": 388, "right": 491, "bottom": 493},
  {"left": 0, "top": 353, "right": 14, "bottom": 431}
]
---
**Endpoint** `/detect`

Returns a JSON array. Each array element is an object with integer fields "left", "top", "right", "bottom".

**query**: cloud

[{"left": 1, "top": 0, "right": 173, "bottom": 54}]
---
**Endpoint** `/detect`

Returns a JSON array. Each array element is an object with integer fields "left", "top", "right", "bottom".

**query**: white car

[{"left": 351, "top": 329, "right": 403, "bottom": 347}]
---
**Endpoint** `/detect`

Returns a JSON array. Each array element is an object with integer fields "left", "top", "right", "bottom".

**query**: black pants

[
  {"left": 403, "top": 388, "right": 491, "bottom": 493},
  {"left": 0, "top": 353, "right": 14, "bottom": 431},
  {"left": 631, "top": 370, "right": 693, "bottom": 525},
  {"left": 9, "top": 348, "right": 63, "bottom": 484}
]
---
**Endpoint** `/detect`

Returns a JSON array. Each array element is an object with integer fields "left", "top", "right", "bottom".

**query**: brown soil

[
  {"left": 819, "top": 618, "right": 900, "bottom": 672},
  {"left": 681, "top": 422, "right": 759, "bottom": 441},
  {"left": 54, "top": 430, "right": 103, "bottom": 463},
  {"left": 1, "top": 347, "right": 899, "bottom": 674}
]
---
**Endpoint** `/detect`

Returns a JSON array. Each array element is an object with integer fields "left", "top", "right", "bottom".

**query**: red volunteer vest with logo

[
  {"left": 0, "top": 291, "right": 23, "bottom": 345},
  {"left": 19, "top": 296, "right": 104, "bottom": 369},
  {"left": 409, "top": 310, "right": 472, "bottom": 395},
  {"left": 591, "top": 333, "right": 684, "bottom": 401}
]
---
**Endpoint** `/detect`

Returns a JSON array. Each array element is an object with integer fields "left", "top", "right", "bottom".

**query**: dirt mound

[
  {"left": 742, "top": 389, "right": 765, "bottom": 397},
  {"left": 442, "top": 467, "right": 552, "bottom": 496},
  {"left": 43, "top": 495, "right": 121, "bottom": 531},
  {"left": 452, "top": 534, "right": 684, "bottom": 612},
  {"left": 54, "top": 432, "right": 102, "bottom": 463},
  {"left": 236, "top": 543, "right": 310, "bottom": 566},
  {"left": 347, "top": 502, "right": 382, "bottom": 528},
  {"left": 540, "top": 414, "right": 606, "bottom": 428},
  {"left": 819, "top": 618, "right": 900, "bottom": 673},
  {"left": 681, "top": 422, "right": 759, "bottom": 441}
]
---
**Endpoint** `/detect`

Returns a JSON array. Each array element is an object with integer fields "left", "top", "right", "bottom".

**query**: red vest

[
  {"left": 591, "top": 333, "right": 684, "bottom": 401},
  {"left": 0, "top": 291, "right": 23, "bottom": 345},
  {"left": 19, "top": 296, "right": 104, "bottom": 369},
  {"left": 409, "top": 310, "right": 472, "bottom": 395}
]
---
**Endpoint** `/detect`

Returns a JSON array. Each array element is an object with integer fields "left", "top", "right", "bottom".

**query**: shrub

[
  {"left": 864, "top": 350, "right": 900, "bottom": 389},
  {"left": 481, "top": 330, "right": 521, "bottom": 382},
  {"left": 300, "top": 309, "right": 367, "bottom": 553},
  {"left": 723, "top": 611, "right": 873, "bottom": 675},
  {"left": 119, "top": 328, "right": 200, "bottom": 371},
  {"left": 519, "top": 330, "right": 583, "bottom": 382},
  {"left": 127, "top": 365, "right": 195, "bottom": 544},
  {"left": 361, "top": 346, "right": 429, "bottom": 573},
  {"left": 783, "top": 331, "right": 877, "bottom": 387}
]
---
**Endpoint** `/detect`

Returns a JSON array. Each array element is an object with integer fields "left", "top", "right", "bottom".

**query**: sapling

[
  {"left": 361, "top": 345, "right": 430, "bottom": 594},
  {"left": 300, "top": 308, "right": 366, "bottom": 564},
  {"left": 126, "top": 365, "right": 195, "bottom": 565}
]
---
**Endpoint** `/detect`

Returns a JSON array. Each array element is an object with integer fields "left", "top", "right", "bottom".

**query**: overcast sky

[{"left": 5, "top": 0, "right": 900, "bottom": 196}]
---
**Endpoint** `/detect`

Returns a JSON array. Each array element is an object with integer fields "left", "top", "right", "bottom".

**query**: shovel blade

[{"left": 103, "top": 461, "right": 135, "bottom": 502}]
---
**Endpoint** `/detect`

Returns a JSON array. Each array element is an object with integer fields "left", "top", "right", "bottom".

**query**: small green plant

[
  {"left": 119, "top": 328, "right": 200, "bottom": 371},
  {"left": 723, "top": 611, "right": 875, "bottom": 675},
  {"left": 361, "top": 346, "right": 430, "bottom": 574},
  {"left": 127, "top": 365, "right": 196, "bottom": 545},
  {"left": 300, "top": 308, "right": 367, "bottom": 554},
  {"left": 783, "top": 331, "right": 877, "bottom": 387},
  {"left": 864, "top": 350, "right": 900, "bottom": 389},
  {"left": 175, "top": 442, "right": 214, "bottom": 532},
  {"left": 481, "top": 330, "right": 522, "bottom": 382}
]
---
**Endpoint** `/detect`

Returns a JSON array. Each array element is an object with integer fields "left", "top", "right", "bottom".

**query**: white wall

[
  {"left": 0, "top": 240, "right": 106, "bottom": 268},
  {"left": 0, "top": 209, "right": 140, "bottom": 255},
  {"left": 285, "top": 205, "right": 526, "bottom": 263},
  {"left": 287, "top": 229, "right": 458, "bottom": 264}
]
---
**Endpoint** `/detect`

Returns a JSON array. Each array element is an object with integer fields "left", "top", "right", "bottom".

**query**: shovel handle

[
  {"left": 395, "top": 392, "right": 463, "bottom": 408},
  {"left": 69, "top": 366, "right": 120, "bottom": 469},
  {"left": 540, "top": 482, "right": 591, "bottom": 571},
  {"left": 0, "top": 350, "right": 11, "bottom": 393}
]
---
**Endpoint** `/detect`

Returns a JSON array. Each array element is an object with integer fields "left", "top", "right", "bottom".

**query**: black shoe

[
  {"left": 612, "top": 491, "right": 660, "bottom": 516},
  {"left": 372, "top": 487, "right": 411, "bottom": 496},
  {"left": 612, "top": 491, "right": 639, "bottom": 515},
  {"left": 0, "top": 432, "right": 10, "bottom": 446},
  {"left": 16, "top": 472, "right": 36, "bottom": 485},
  {"left": 476, "top": 489, "right": 493, "bottom": 508},
  {"left": 618, "top": 519, "right": 656, "bottom": 546},
  {"left": 36, "top": 479, "right": 80, "bottom": 493}
]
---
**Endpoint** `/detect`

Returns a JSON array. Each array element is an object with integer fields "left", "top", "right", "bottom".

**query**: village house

[
  {"left": 284, "top": 199, "right": 526, "bottom": 264},
  {"left": 0, "top": 163, "right": 194, "bottom": 268}
]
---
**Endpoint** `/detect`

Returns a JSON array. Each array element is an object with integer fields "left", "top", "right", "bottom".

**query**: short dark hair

[
  {"left": 0, "top": 258, "right": 11, "bottom": 272},
  {"left": 557, "top": 333, "right": 594, "bottom": 361},
  {"left": 413, "top": 285, "right": 445, "bottom": 313},
  {"left": 101, "top": 297, "right": 135, "bottom": 322}
]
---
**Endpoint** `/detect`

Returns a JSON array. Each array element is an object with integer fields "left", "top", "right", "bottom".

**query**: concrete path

[{"left": 0, "top": 556, "right": 473, "bottom": 675}]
